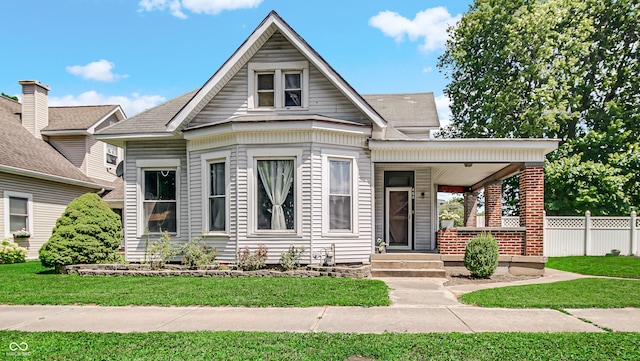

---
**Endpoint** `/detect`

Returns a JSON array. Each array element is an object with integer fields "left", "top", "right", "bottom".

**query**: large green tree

[{"left": 438, "top": 0, "right": 639, "bottom": 215}]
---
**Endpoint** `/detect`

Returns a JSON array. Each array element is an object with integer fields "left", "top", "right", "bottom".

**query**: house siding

[
  {"left": 190, "top": 31, "right": 370, "bottom": 127},
  {"left": 186, "top": 132, "right": 372, "bottom": 264},
  {"left": 48, "top": 136, "right": 87, "bottom": 172},
  {"left": 0, "top": 172, "right": 96, "bottom": 259},
  {"left": 123, "top": 139, "right": 188, "bottom": 261},
  {"left": 86, "top": 115, "right": 121, "bottom": 182},
  {"left": 374, "top": 163, "right": 433, "bottom": 251}
]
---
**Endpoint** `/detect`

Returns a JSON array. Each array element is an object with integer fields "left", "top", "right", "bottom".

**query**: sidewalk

[{"left": 1, "top": 269, "right": 639, "bottom": 334}]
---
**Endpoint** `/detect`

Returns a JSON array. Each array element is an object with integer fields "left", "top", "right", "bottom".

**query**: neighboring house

[
  {"left": 0, "top": 81, "right": 125, "bottom": 258},
  {"left": 96, "top": 12, "right": 558, "bottom": 265}
]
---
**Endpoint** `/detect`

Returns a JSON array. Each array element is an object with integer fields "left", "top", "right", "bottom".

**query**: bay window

[
  {"left": 322, "top": 151, "right": 358, "bottom": 234},
  {"left": 208, "top": 162, "right": 226, "bottom": 232}
]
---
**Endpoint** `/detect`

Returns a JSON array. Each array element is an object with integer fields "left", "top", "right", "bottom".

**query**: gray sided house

[
  {"left": 97, "top": 12, "right": 558, "bottom": 265},
  {"left": 0, "top": 81, "right": 125, "bottom": 258}
]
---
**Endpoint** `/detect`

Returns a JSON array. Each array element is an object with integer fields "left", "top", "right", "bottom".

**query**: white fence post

[
  {"left": 632, "top": 210, "right": 638, "bottom": 256},
  {"left": 584, "top": 210, "right": 591, "bottom": 256}
]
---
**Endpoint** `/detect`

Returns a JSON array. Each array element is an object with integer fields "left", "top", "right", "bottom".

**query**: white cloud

[
  {"left": 138, "top": 0, "right": 263, "bottom": 18},
  {"left": 66, "top": 60, "right": 128, "bottom": 82},
  {"left": 422, "top": 66, "right": 433, "bottom": 73},
  {"left": 369, "top": 7, "right": 461, "bottom": 52},
  {"left": 50, "top": 91, "right": 166, "bottom": 117},
  {"left": 434, "top": 94, "right": 452, "bottom": 128}
]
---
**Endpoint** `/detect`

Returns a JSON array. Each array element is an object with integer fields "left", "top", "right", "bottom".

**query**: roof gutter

[{"left": 0, "top": 164, "right": 113, "bottom": 190}]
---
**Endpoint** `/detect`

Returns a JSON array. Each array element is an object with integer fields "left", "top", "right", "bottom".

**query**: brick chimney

[{"left": 19, "top": 80, "right": 50, "bottom": 139}]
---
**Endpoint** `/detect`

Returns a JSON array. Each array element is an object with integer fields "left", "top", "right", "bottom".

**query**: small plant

[
  {"left": 610, "top": 249, "right": 621, "bottom": 256},
  {"left": 439, "top": 210, "right": 462, "bottom": 221},
  {"left": 376, "top": 238, "right": 386, "bottom": 254},
  {"left": 280, "top": 244, "right": 306, "bottom": 270},
  {"left": 237, "top": 244, "right": 268, "bottom": 271},
  {"left": 181, "top": 239, "right": 218, "bottom": 269},
  {"left": 0, "top": 237, "right": 27, "bottom": 264},
  {"left": 464, "top": 232, "right": 499, "bottom": 278},
  {"left": 145, "top": 232, "right": 180, "bottom": 270},
  {"left": 12, "top": 228, "right": 30, "bottom": 238}
]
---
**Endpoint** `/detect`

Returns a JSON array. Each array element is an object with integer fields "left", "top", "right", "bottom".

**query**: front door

[{"left": 385, "top": 187, "right": 413, "bottom": 250}]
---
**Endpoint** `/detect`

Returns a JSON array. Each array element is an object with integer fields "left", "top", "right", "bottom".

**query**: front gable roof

[
  {"left": 166, "top": 11, "right": 387, "bottom": 133},
  {"left": 0, "top": 96, "right": 111, "bottom": 189},
  {"left": 43, "top": 105, "right": 125, "bottom": 134}
]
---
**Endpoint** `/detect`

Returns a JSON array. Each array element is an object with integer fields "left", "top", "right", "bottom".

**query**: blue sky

[{"left": 1, "top": 0, "right": 471, "bottom": 125}]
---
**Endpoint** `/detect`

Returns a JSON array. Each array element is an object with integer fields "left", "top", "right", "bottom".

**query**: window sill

[
  {"left": 247, "top": 107, "right": 308, "bottom": 112},
  {"left": 202, "top": 232, "right": 230, "bottom": 238},
  {"left": 247, "top": 233, "right": 303, "bottom": 239},
  {"left": 321, "top": 232, "right": 359, "bottom": 238}
]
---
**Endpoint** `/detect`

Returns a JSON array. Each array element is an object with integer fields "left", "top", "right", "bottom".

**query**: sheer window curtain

[{"left": 257, "top": 160, "right": 294, "bottom": 230}]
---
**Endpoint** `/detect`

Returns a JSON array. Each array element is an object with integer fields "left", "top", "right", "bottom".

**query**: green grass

[
  {"left": 1, "top": 331, "right": 639, "bottom": 360},
  {"left": 0, "top": 262, "right": 390, "bottom": 307},
  {"left": 546, "top": 256, "right": 640, "bottom": 278},
  {"left": 460, "top": 278, "right": 640, "bottom": 308}
]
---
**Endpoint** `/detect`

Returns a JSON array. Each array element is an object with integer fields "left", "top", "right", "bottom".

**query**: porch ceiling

[{"left": 431, "top": 163, "right": 517, "bottom": 188}]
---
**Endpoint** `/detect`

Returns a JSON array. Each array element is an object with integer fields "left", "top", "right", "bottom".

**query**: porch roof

[{"left": 369, "top": 138, "right": 559, "bottom": 191}]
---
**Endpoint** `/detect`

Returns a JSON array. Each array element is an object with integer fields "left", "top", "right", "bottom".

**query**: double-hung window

[
  {"left": 329, "top": 159, "right": 352, "bottom": 231},
  {"left": 142, "top": 169, "right": 177, "bottom": 234},
  {"left": 105, "top": 144, "right": 119, "bottom": 167},
  {"left": 248, "top": 61, "right": 308, "bottom": 110},
  {"left": 201, "top": 151, "right": 229, "bottom": 234},
  {"left": 322, "top": 151, "right": 358, "bottom": 234},
  {"left": 248, "top": 149, "right": 301, "bottom": 234},
  {"left": 4, "top": 191, "right": 33, "bottom": 237}
]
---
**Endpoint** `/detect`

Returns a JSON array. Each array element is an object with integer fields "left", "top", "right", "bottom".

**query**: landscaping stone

[{"left": 63, "top": 263, "right": 371, "bottom": 278}]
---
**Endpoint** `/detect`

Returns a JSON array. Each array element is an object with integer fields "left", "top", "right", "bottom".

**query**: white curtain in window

[{"left": 257, "top": 160, "right": 294, "bottom": 230}]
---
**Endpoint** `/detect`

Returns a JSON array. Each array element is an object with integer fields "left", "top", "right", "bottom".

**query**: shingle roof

[
  {"left": 0, "top": 96, "right": 105, "bottom": 188},
  {"left": 98, "top": 91, "right": 438, "bottom": 137},
  {"left": 362, "top": 93, "right": 440, "bottom": 128},
  {"left": 98, "top": 91, "right": 197, "bottom": 135},
  {"left": 45, "top": 105, "right": 120, "bottom": 131}
]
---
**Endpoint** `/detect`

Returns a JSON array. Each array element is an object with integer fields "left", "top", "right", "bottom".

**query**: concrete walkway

[{"left": 1, "top": 269, "right": 639, "bottom": 334}]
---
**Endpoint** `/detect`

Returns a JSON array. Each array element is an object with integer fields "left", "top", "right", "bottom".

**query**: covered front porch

[{"left": 369, "top": 138, "right": 559, "bottom": 257}]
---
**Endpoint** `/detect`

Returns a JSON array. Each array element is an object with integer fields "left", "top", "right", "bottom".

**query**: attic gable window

[{"left": 248, "top": 61, "right": 308, "bottom": 110}]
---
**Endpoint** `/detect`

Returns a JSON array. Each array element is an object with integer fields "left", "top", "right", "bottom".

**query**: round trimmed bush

[
  {"left": 464, "top": 233, "right": 499, "bottom": 278},
  {"left": 39, "top": 193, "right": 122, "bottom": 270}
]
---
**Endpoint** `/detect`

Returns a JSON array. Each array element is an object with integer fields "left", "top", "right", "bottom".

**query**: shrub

[
  {"left": 237, "top": 244, "right": 268, "bottom": 271},
  {"left": 279, "top": 244, "right": 306, "bottom": 270},
  {"left": 181, "top": 239, "right": 218, "bottom": 269},
  {"left": 464, "top": 232, "right": 499, "bottom": 278},
  {"left": 39, "top": 193, "right": 122, "bottom": 271},
  {"left": 0, "top": 238, "right": 27, "bottom": 264},
  {"left": 145, "top": 232, "right": 180, "bottom": 270}
]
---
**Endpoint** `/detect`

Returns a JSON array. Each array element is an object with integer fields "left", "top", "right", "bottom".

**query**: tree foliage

[
  {"left": 39, "top": 193, "right": 122, "bottom": 270},
  {"left": 438, "top": 0, "right": 639, "bottom": 215},
  {"left": 1, "top": 92, "right": 18, "bottom": 102},
  {"left": 439, "top": 197, "right": 465, "bottom": 226}
]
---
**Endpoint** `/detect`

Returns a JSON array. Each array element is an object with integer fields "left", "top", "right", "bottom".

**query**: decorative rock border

[{"left": 63, "top": 263, "right": 371, "bottom": 278}]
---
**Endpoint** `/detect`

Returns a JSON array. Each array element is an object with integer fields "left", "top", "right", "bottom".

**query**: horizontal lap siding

[
  {"left": 124, "top": 140, "right": 188, "bottom": 261},
  {"left": 315, "top": 147, "right": 373, "bottom": 263},
  {"left": 0, "top": 172, "right": 96, "bottom": 259},
  {"left": 86, "top": 116, "right": 119, "bottom": 183},
  {"left": 48, "top": 136, "right": 86, "bottom": 172},
  {"left": 190, "top": 32, "right": 369, "bottom": 127},
  {"left": 189, "top": 146, "right": 238, "bottom": 262}
]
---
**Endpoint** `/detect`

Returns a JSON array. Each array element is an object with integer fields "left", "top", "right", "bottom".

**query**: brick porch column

[
  {"left": 519, "top": 165, "right": 545, "bottom": 256},
  {"left": 484, "top": 181, "right": 503, "bottom": 227},
  {"left": 463, "top": 191, "right": 478, "bottom": 227}
]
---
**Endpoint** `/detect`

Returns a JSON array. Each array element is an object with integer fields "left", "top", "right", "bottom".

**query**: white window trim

[
  {"left": 201, "top": 151, "right": 230, "bottom": 236},
  {"left": 136, "top": 159, "right": 181, "bottom": 237},
  {"left": 3, "top": 191, "right": 34, "bottom": 238},
  {"left": 322, "top": 149, "right": 359, "bottom": 236},
  {"left": 246, "top": 148, "right": 303, "bottom": 236},
  {"left": 104, "top": 143, "right": 121, "bottom": 169},
  {"left": 247, "top": 61, "right": 309, "bottom": 110}
]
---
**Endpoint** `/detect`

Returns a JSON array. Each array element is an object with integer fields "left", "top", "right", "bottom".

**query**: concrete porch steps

[{"left": 370, "top": 253, "right": 446, "bottom": 278}]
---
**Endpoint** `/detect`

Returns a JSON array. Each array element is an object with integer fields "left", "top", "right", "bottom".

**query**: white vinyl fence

[{"left": 478, "top": 212, "right": 639, "bottom": 256}]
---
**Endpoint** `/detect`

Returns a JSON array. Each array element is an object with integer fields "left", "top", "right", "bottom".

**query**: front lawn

[
  {"left": 459, "top": 278, "right": 640, "bottom": 308},
  {"left": 546, "top": 256, "right": 640, "bottom": 278},
  {"left": 0, "top": 262, "right": 390, "bottom": 307},
  {"left": 2, "top": 331, "right": 639, "bottom": 360}
]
